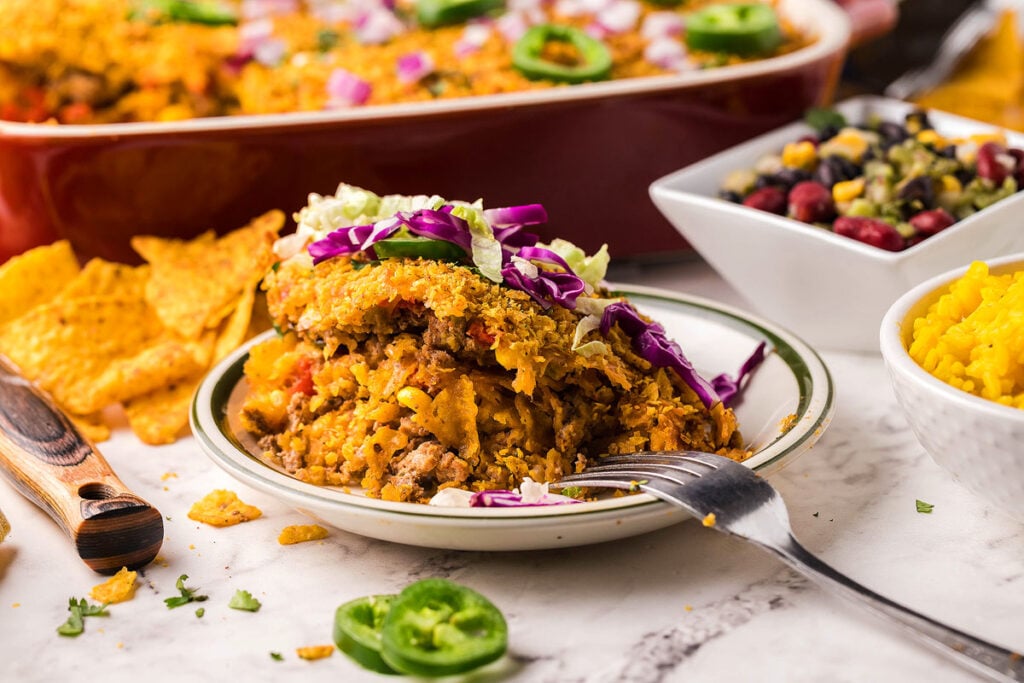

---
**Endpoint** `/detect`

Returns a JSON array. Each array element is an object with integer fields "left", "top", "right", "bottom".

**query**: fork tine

[{"left": 554, "top": 469, "right": 704, "bottom": 517}]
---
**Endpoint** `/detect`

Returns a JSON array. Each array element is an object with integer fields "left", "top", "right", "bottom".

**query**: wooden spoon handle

[{"left": 0, "top": 356, "right": 163, "bottom": 574}]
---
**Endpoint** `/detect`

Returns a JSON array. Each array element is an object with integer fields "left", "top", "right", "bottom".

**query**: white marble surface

[{"left": 1, "top": 256, "right": 1022, "bottom": 683}]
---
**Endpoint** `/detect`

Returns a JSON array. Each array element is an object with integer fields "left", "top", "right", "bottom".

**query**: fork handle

[{"left": 771, "top": 535, "right": 1021, "bottom": 682}]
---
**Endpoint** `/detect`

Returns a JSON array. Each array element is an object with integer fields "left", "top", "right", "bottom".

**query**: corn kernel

[
  {"left": 832, "top": 177, "right": 865, "bottom": 202},
  {"left": 916, "top": 129, "right": 945, "bottom": 147},
  {"left": 967, "top": 132, "right": 1007, "bottom": 147},
  {"left": 938, "top": 174, "right": 962, "bottom": 194},
  {"left": 781, "top": 140, "right": 816, "bottom": 169},
  {"left": 396, "top": 386, "right": 431, "bottom": 413},
  {"left": 819, "top": 128, "right": 870, "bottom": 162}
]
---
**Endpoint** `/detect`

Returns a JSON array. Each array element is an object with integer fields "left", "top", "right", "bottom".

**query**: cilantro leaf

[
  {"left": 57, "top": 598, "right": 108, "bottom": 637},
  {"left": 228, "top": 589, "right": 262, "bottom": 612},
  {"left": 270, "top": 652, "right": 284, "bottom": 661},
  {"left": 804, "top": 107, "right": 847, "bottom": 134},
  {"left": 165, "top": 574, "right": 209, "bottom": 609},
  {"left": 915, "top": 499, "right": 935, "bottom": 514}
]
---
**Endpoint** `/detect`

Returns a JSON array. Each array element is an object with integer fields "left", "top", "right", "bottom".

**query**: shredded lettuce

[
  {"left": 542, "top": 238, "right": 610, "bottom": 290},
  {"left": 449, "top": 203, "right": 504, "bottom": 283}
]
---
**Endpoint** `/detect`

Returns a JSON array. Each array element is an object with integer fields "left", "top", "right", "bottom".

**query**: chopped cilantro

[
  {"left": 804, "top": 107, "right": 847, "bottom": 134},
  {"left": 228, "top": 589, "right": 262, "bottom": 612},
  {"left": 57, "top": 598, "right": 108, "bottom": 637},
  {"left": 558, "top": 485, "right": 583, "bottom": 499},
  {"left": 270, "top": 652, "right": 284, "bottom": 661},
  {"left": 915, "top": 499, "right": 935, "bottom": 514},
  {"left": 195, "top": 607, "right": 205, "bottom": 618},
  {"left": 165, "top": 574, "right": 209, "bottom": 609}
]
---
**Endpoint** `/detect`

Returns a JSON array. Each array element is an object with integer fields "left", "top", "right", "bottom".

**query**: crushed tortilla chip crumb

[
  {"left": 296, "top": 645, "right": 335, "bottom": 661},
  {"left": 90, "top": 567, "right": 138, "bottom": 604},
  {"left": 188, "top": 489, "right": 262, "bottom": 527},
  {"left": 161, "top": 472, "right": 178, "bottom": 481},
  {"left": 278, "top": 524, "right": 329, "bottom": 545},
  {"left": 702, "top": 512, "right": 717, "bottom": 528}
]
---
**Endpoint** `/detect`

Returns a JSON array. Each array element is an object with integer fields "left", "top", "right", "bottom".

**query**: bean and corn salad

[
  {"left": 719, "top": 108, "right": 1024, "bottom": 251},
  {"left": 0, "top": 0, "right": 807, "bottom": 124}
]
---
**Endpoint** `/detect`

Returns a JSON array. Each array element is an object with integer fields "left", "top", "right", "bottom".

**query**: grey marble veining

[{"left": 0, "top": 259, "right": 1021, "bottom": 683}]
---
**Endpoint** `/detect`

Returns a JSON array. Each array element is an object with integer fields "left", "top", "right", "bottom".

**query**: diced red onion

[
  {"left": 553, "top": 0, "right": 586, "bottom": 16},
  {"left": 496, "top": 12, "right": 530, "bottom": 43},
  {"left": 596, "top": 0, "right": 640, "bottom": 34},
  {"left": 242, "top": 0, "right": 299, "bottom": 20},
  {"left": 253, "top": 38, "right": 288, "bottom": 67},
  {"left": 454, "top": 22, "right": 492, "bottom": 58},
  {"left": 585, "top": 22, "right": 610, "bottom": 40},
  {"left": 396, "top": 51, "right": 435, "bottom": 84},
  {"left": 711, "top": 341, "right": 767, "bottom": 407},
  {"left": 325, "top": 68, "right": 372, "bottom": 107},
  {"left": 600, "top": 302, "right": 720, "bottom": 408},
  {"left": 644, "top": 38, "right": 689, "bottom": 70},
  {"left": 355, "top": 9, "right": 405, "bottom": 44},
  {"left": 641, "top": 11, "right": 684, "bottom": 39}
]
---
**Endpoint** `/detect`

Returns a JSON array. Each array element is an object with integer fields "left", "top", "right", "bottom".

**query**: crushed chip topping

[
  {"left": 296, "top": 645, "right": 335, "bottom": 661},
  {"left": 277, "top": 524, "right": 329, "bottom": 545},
  {"left": 90, "top": 567, "right": 138, "bottom": 604},
  {"left": 188, "top": 490, "right": 263, "bottom": 527}
]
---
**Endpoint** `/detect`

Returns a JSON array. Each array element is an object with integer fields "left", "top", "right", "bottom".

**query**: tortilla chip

[
  {"left": 0, "top": 297, "right": 166, "bottom": 415},
  {"left": 212, "top": 284, "right": 256, "bottom": 364},
  {"left": 188, "top": 489, "right": 262, "bottom": 527},
  {"left": 132, "top": 211, "right": 283, "bottom": 339},
  {"left": 55, "top": 259, "right": 150, "bottom": 302},
  {"left": 0, "top": 241, "right": 80, "bottom": 326},
  {"left": 123, "top": 373, "right": 203, "bottom": 445},
  {"left": 86, "top": 339, "right": 206, "bottom": 411},
  {"left": 69, "top": 412, "right": 112, "bottom": 443}
]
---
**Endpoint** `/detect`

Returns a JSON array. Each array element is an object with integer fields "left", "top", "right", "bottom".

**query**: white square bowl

[{"left": 649, "top": 95, "right": 1024, "bottom": 353}]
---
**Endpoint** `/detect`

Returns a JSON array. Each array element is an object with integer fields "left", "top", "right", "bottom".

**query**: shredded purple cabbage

[
  {"left": 600, "top": 301, "right": 721, "bottom": 408},
  {"left": 483, "top": 203, "right": 548, "bottom": 228},
  {"left": 469, "top": 489, "right": 580, "bottom": 507},
  {"left": 711, "top": 341, "right": 767, "bottom": 407}
]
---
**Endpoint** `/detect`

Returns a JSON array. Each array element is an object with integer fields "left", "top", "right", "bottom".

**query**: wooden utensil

[{"left": 0, "top": 355, "right": 163, "bottom": 574}]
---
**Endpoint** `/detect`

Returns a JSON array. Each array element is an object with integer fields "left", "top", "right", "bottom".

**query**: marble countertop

[{"left": 1, "top": 256, "right": 1021, "bottom": 683}]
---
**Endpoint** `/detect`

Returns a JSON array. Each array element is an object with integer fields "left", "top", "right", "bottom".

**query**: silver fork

[{"left": 557, "top": 451, "right": 1022, "bottom": 682}]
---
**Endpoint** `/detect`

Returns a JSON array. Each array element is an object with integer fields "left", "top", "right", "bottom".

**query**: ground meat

[{"left": 389, "top": 440, "right": 448, "bottom": 498}]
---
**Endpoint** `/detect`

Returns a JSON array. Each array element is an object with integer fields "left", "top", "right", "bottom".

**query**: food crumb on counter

[
  {"left": 160, "top": 472, "right": 178, "bottom": 481},
  {"left": 702, "top": 512, "right": 717, "bottom": 528},
  {"left": 684, "top": 605, "right": 693, "bottom": 612},
  {"left": 90, "top": 567, "right": 137, "bottom": 604},
  {"left": 11, "top": 603, "right": 20, "bottom": 608},
  {"left": 296, "top": 645, "right": 335, "bottom": 661},
  {"left": 278, "top": 524, "right": 329, "bottom": 545},
  {"left": 188, "top": 490, "right": 262, "bottom": 527}
]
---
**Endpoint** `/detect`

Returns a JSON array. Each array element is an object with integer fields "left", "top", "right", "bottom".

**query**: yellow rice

[{"left": 908, "top": 261, "right": 1024, "bottom": 409}]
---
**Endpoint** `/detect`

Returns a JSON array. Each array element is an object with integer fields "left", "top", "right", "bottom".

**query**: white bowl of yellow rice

[{"left": 880, "top": 253, "right": 1024, "bottom": 523}]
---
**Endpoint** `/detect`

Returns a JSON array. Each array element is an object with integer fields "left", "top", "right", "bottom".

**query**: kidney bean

[
  {"left": 908, "top": 208, "right": 956, "bottom": 236},
  {"left": 742, "top": 186, "right": 787, "bottom": 215},
  {"left": 787, "top": 181, "right": 835, "bottom": 223},
  {"left": 976, "top": 142, "right": 1009, "bottom": 185},
  {"left": 833, "top": 216, "right": 904, "bottom": 251},
  {"left": 1008, "top": 148, "right": 1024, "bottom": 187}
]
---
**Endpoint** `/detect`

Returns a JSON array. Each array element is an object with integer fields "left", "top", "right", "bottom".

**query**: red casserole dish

[{"left": 0, "top": 0, "right": 862, "bottom": 264}]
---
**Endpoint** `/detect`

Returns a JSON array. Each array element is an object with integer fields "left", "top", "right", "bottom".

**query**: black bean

[
  {"left": 877, "top": 121, "right": 909, "bottom": 144},
  {"left": 938, "top": 145, "right": 957, "bottom": 159},
  {"left": 898, "top": 176, "right": 935, "bottom": 210},
  {"left": 718, "top": 190, "right": 743, "bottom": 203}
]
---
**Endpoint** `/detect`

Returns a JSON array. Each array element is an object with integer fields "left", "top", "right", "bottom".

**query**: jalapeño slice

[
  {"left": 512, "top": 24, "right": 612, "bottom": 84},
  {"left": 380, "top": 578, "right": 508, "bottom": 677},
  {"left": 333, "top": 595, "right": 398, "bottom": 675},
  {"left": 371, "top": 236, "right": 467, "bottom": 260},
  {"left": 131, "top": 0, "right": 239, "bottom": 25},
  {"left": 416, "top": 0, "right": 504, "bottom": 28},
  {"left": 684, "top": 3, "right": 782, "bottom": 56}
]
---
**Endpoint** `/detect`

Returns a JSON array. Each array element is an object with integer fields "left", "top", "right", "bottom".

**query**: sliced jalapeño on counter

[{"left": 334, "top": 578, "right": 508, "bottom": 677}]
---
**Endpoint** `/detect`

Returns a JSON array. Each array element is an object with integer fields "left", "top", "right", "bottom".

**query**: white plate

[{"left": 191, "top": 284, "right": 834, "bottom": 550}]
